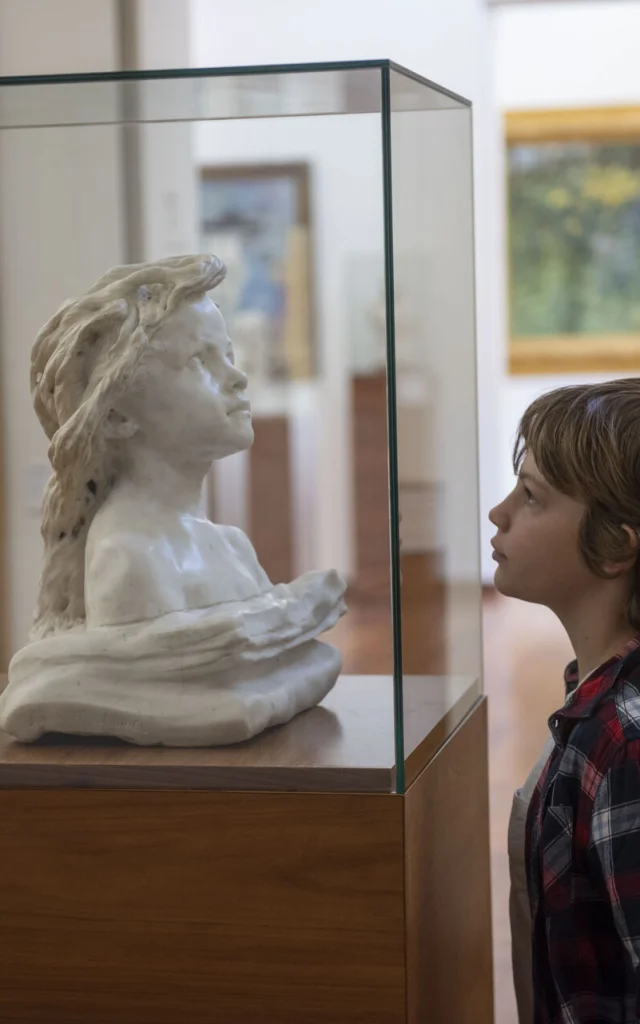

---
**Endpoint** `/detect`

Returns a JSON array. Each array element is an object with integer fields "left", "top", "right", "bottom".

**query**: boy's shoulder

[
  {"left": 613, "top": 670, "right": 640, "bottom": 745},
  {"left": 591, "top": 644, "right": 640, "bottom": 741},
  {"left": 606, "top": 643, "right": 640, "bottom": 745},
  {"left": 572, "top": 667, "right": 640, "bottom": 777},
  {"left": 559, "top": 658, "right": 640, "bottom": 784}
]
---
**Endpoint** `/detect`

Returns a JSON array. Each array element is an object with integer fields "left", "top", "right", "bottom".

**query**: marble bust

[{"left": 0, "top": 254, "right": 346, "bottom": 746}]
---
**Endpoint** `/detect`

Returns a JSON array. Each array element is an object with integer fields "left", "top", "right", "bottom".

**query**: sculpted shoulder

[
  {"left": 85, "top": 522, "right": 183, "bottom": 627},
  {"left": 215, "top": 523, "right": 272, "bottom": 588}
]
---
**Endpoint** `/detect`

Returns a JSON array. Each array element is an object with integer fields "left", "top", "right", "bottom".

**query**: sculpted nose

[{"left": 230, "top": 365, "right": 248, "bottom": 392}]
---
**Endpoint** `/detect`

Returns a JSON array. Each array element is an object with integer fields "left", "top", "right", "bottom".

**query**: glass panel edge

[
  {"left": 387, "top": 60, "right": 472, "bottom": 108},
  {"left": 0, "top": 59, "right": 394, "bottom": 88},
  {"left": 381, "top": 63, "right": 406, "bottom": 794}
]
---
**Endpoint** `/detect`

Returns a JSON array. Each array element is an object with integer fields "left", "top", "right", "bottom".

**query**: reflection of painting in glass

[
  {"left": 200, "top": 166, "right": 313, "bottom": 381},
  {"left": 509, "top": 142, "right": 640, "bottom": 337}
]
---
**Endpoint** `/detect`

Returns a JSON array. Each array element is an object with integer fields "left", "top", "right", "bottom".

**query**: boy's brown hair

[{"left": 514, "top": 379, "right": 640, "bottom": 629}]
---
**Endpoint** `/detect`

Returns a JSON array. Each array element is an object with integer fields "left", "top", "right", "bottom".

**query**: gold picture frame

[{"left": 506, "top": 106, "right": 640, "bottom": 375}]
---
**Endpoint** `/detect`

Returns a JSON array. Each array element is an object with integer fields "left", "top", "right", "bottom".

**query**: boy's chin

[
  {"left": 493, "top": 566, "right": 540, "bottom": 605},
  {"left": 493, "top": 565, "right": 520, "bottom": 599}
]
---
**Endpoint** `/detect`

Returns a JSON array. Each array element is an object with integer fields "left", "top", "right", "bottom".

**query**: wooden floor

[{"left": 483, "top": 589, "right": 573, "bottom": 1024}]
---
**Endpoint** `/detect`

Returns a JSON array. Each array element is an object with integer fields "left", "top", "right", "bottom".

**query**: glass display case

[{"left": 0, "top": 60, "right": 482, "bottom": 795}]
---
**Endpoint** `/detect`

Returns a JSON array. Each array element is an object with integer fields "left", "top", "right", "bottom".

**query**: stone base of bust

[
  {"left": 1, "top": 570, "right": 346, "bottom": 747},
  {"left": 0, "top": 640, "right": 341, "bottom": 747}
]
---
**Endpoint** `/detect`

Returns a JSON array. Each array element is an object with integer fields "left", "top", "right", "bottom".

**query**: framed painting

[
  {"left": 507, "top": 107, "right": 640, "bottom": 374},
  {"left": 199, "top": 163, "right": 314, "bottom": 383}
]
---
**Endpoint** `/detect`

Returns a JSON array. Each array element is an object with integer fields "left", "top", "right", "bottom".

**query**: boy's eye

[{"left": 524, "top": 486, "right": 535, "bottom": 504}]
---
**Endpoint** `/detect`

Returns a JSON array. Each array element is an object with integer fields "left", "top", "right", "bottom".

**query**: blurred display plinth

[{"left": 0, "top": 678, "right": 492, "bottom": 1024}]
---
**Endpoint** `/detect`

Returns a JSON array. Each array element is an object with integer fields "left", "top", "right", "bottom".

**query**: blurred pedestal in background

[
  {"left": 329, "top": 553, "right": 447, "bottom": 678},
  {"left": 248, "top": 415, "right": 293, "bottom": 583},
  {"left": 352, "top": 372, "right": 391, "bottom": 597}
]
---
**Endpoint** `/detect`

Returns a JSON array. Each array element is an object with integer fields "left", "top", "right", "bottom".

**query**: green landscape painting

[{"left": 509, "top": 141, "right": 640, "bottom": 338}]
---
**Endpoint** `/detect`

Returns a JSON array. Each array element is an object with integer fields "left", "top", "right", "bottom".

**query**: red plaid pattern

[{"left": 527, "top": 637, "right": 640, "bottom": 1023}]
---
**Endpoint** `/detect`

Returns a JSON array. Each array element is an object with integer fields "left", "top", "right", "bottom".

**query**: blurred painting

[
  {"left": 507, "top": 108, "right": 640, "bottom": 373},
  {"left": 200, "top": 164, "right": 314, "bottom": 382}
]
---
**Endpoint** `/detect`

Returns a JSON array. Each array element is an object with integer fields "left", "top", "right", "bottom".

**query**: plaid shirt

[{"left": 526, "top": 637, "right": 640, "bottom": 1024}]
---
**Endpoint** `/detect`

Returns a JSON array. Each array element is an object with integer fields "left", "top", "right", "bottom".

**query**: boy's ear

[
  {"left": 610, "top": 525, "right": 640, "bottom": 575},
  {"left": 622, "top": 524, "right": 640, "bottom": 554},
  {"left": 104, "top": 408, "right": 138, "bottom": 441},
  {"left": 600, "top": 526, "right": 640, "bottom": 578}
]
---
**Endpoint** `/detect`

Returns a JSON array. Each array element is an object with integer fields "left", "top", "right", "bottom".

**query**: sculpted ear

[{"left": 104, "top": 408, "right": 138, "bottom": 441}]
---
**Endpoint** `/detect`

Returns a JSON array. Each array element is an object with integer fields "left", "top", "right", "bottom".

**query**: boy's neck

[{"left": 558, "top": 594, "right": 638, "bottom": 681}]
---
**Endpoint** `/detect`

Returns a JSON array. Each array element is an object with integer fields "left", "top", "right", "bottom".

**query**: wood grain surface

[
  {"left": 0, "top": 673, "right": 479, "bottom": 792},
  {"left": 0, "top": 788, "right": 406, "bottom": 1024},
  {"left": 405, "top": 697, "right": 494, "bottom": 1024},
  {"left": 0, "top": 430, "right": 7, "bottom": 673}
]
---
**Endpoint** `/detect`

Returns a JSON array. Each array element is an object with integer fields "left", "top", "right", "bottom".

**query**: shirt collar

[{"left": 550, "top": 636, "right": 640, "bottom": 745}]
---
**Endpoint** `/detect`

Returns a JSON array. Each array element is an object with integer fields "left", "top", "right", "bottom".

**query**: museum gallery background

[{"left": 1, "top": 3, "right": 640, "bottom": 1023}]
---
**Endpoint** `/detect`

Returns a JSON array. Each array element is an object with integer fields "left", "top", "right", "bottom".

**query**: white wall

[
  {"left": 0, "top": 0, "right": 119, "bottom": 77},
  {"left": 190, "top": 0, "right": 502, "bottom": 583},
  {"left": 0, "top": 0, "right": 124, "bottom": 658},
  {"left": 494, "top": 1, "right": 640, "bottom": 109},
  {"left": 0, "top": 0, "right": 192, "bottom": 656},
  {"left": 492, "top": 0, "right": 640, "bottom": 503}
]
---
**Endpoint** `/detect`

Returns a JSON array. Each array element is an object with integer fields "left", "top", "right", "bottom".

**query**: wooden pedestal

[{"left": 0, "top": 696, "right": 493, "bottom": 1024}]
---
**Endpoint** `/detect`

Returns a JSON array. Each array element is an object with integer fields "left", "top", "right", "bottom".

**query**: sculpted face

[{"left": 113, "top": 295, "right": 254, "bottom": 463}]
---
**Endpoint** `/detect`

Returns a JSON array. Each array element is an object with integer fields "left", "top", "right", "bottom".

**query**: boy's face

[{"left": 488, "top": 452, "right": 593, "bottom": 609}]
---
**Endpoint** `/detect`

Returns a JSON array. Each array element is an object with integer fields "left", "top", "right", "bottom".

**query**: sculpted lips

[{"left": 229, "top": 399, "right": 251, "bottom": 415}]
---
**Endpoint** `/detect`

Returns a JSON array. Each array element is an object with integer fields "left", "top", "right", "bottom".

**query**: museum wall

[
  {"left": 492, "top": 0, "right": 640, "bottom": 505},
  {"left": 0, "top": 0, "right": 125, "bottom": 657},
  {"left": 0, "top": 0, "right": 190, "bottom": 656}
]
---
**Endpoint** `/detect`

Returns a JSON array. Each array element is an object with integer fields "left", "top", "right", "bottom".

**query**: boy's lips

[{"left": 491, "top": 541, "right": 507, "bottom": 561}]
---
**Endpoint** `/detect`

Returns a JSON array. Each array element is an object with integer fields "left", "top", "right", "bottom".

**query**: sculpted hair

[
  {"left": 31, "top": 254, "right": 226, "bottom": 639},
  {"left": 514, "top": 378, "right": 640, "bottom": 629}
]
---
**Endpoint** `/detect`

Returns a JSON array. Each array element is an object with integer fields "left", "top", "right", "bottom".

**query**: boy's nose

[{"left": 489, "top": 500, "right": 508, "bottom": 530}]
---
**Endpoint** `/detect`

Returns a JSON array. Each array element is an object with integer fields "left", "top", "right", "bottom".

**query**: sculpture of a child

[{"left": 0, "top": 255, "right": 346, "bottom": 746}]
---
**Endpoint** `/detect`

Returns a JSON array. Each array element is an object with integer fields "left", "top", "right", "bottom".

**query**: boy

[{"left": 489, "top": 380, "right": 640, "bottom": 1024}]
